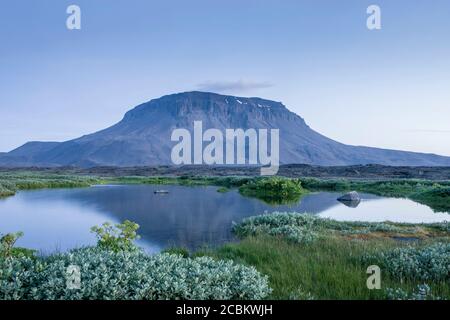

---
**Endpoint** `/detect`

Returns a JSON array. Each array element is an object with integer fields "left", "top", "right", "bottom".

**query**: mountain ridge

[{"left": 1, "top": 91, "right": 449, "bottom": 167}]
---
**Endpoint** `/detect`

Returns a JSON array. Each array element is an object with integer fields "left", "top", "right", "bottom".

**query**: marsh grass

[
  {"left": 200, "top": 235, "right": 449, "bottom": 300},
  {"left": 0, "top": 172, "right": 104, "bottom": 197},
  {"left": 410, "top": 187, "right": 450, "bottom": 212},
  {"left": 198, "top": 213, "right": 449, "bottom": 299}
]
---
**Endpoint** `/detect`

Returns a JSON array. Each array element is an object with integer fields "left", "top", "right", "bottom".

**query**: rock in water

[
  {"left": 337, "top": 191, "right": 361, "bottom": 208},
  {"left": 339, "top": 199, "right": 361, "bottom": 208},
  {"left": 337, "top": 191, "right": 361, "bottom": 202},
  {"left": 154, "top": 190, "right": 169, "bottom": 194}
]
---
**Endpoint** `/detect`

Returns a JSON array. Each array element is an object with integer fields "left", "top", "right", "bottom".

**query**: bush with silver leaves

[
  {"left": 362, "top": 242, "right": 449, "bottom": 282},
  {"left": 386, "top": 284, "right": 442, "bottom": 300},
  {"left": 233, "top": 213, "right": 322, "bottom": 244},
  {"left": 0, "top": 247, "right": 271, "bottom": 300},
  {"left": 232, "top": 212, "right": 430, "bottom": 243}
]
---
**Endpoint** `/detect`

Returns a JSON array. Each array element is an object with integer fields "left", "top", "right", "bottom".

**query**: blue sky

[{"left": 0, "top": 0, "right": 449, "bottom": 156}]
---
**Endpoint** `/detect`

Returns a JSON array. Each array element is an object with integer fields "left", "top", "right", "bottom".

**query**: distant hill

[{"left": 1, "top": 91, "right": 449, "bottom": 167}]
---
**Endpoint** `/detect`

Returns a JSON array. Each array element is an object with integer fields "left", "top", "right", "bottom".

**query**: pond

[{"left": 0, "top": 185, "right": 448, "bottom": 253}]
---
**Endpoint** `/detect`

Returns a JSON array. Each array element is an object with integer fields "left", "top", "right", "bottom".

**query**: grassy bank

[
  {"left": 301, "top": 178, "right": 450, "bottom": 212},
  {"left": 199, "top": 213, "right": 450, "bottom": 300},
  {"left": 107, "top": 175, "right": 253, "bottom": 188},
  {"left": 1, "top": 171, "right": 449, "bottom": 212},
  {"left": 0, "top": 172, "right": 104, "bottom": 197},
  {"left": 410, "top": 187, "right": 450, "bottom": 213},
  {"left": 203, "top": 236, "right": 449, "bottom": 299},
  {"left": 0, "top": 172, "right": 254, "bottom": 199}
]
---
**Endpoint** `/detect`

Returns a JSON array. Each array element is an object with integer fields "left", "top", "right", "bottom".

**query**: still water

[{"left": 0, "top": 185, "right": 448, "bottom": 253}]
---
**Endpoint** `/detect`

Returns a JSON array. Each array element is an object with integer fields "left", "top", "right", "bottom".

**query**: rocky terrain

[{"left": 1, "top": 164, "right": 449, "bottom": 180}]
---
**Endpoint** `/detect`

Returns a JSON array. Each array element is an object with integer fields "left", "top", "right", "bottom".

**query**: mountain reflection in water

[{"left": 0, "top": 185, "right": 447, "bottom": 253}]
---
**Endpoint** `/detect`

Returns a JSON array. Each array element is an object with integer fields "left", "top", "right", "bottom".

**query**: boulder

[{"left": 337, "top": 191, "right": 361, "bottom": 202}]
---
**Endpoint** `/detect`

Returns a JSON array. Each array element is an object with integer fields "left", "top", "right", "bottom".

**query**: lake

[{"left": 0, "top": 185, "right": 448, "bottom": 253}]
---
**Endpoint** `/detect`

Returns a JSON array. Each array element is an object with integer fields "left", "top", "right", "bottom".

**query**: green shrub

[
  {"left": 427, "top": 222, "right": 450, "bottom": 233},
  {"left": 0, "top": 181, "right": 17, "bottom": 197},
  {"left": 233, "top": 213, "right": 323, "bottom": 244},
  {"left": 0, "top": 247, "right": 271, "bottom": 300},
  {"left": 0, "top": 232, "right": 24, "bottom": 259},
  {"left": 363, "top": 243, "right": 450, "bottom": 282},
  {"left": 410, "top": 186, "right": 450, "bottom": 212},
  {"left": 239, "top": 177, "right": 306, "bottom": 204},
  {"left": 0, "top": 255, "right": 43, "bottom": 299},
  {"left": 386, "top": 284, "right": 442, "bottom": 300},
  {"left": 213, "top": 177, "right": 253, "bottom": 188},
  {"left": 300, "top": 178, "right": 350, "bottom": 191},
  {"left": 233, "top": 212, "right": 442, "bottom": 243},
  {"left": 268, "top": 225, "right": 318, "bottom": 244},
  {"left": 338, "top": 222, "right": 419, "bottom": 235},
  {"left": 90, "top": 220, "right": 140, "bottom": 252},
  {"left": 162, "top": 247, "right": 190, "bottom": 258}
]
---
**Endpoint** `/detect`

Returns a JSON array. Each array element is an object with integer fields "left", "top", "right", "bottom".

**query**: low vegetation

[
  {"left": 1, "top": 171, "right": 449, "bottom": 212},
  {"left": 238, "top": 177, "right": 307, "bottom": 204},
  {"left": 216, "top": 187, "right": 230, "bottom": 193},
  {"left": 362, "top": 242, "right": 449, "bottom": 282},
  {"left": 0, "top": 172, "right": 103, "bottom": 198},
  {"left": 0, "top": 221, "right": 271, "bottom": 300},
  {"left": 410, "top": 187, "right": 450, "bottom": 212},
  {"left": 0, "top": 231, "right": 34, "bottom": 260},
  {"left": 0, "top": 172, "right": 251, "bottom": 197},
  {"left": 106, "top": 175, "right": 253, "bottom": 188},
  {"left": 203, "top": 237, "right": 449, "bottom": 300},
  {"left": 233, "top": 212, "right": 448, "bottom": 242},
  {"left": 0, "top": 248, "right": 272, "bottom": 300},
  {"left": 90, "top": 220, "right": 140, "bottom": 252},
  {"left": 386, "top": 284, "right": 443, "bottom": 300},
  {"left": 199, "top": 213, "right": 450, "bottom": 300}
]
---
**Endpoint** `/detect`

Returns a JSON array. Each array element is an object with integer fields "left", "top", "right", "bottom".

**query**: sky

[{"left": 0, "top": 0, "right": 449, "bottom": 156}]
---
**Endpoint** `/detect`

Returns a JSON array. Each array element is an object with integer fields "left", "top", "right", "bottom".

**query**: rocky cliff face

[{"left": 1, "top": 91, "right": 449, "bottom": 167}]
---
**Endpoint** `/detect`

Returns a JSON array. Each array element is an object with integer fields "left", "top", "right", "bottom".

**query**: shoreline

[{"left": 1, "top": 164, "right": 450, "bottom": 180}]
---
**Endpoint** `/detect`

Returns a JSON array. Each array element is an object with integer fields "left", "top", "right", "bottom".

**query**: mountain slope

[{"left": 1, "top": 91, "right": 449, "bottom": 167}]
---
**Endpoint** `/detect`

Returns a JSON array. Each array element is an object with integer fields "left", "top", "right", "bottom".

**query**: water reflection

[
  {"left": 0, "top": 185, "right": 447, "bottom": 253},
  {"left": 338, "top": 199, "right": 361, "bottom": 208}
]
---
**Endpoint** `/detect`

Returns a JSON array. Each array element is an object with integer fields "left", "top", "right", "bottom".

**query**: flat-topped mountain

[{"left": 1, "top": 91, "right": 449, "bottom": 167}]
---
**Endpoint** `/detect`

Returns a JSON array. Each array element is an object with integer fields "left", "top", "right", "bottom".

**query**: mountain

[{"left": 1, "top": 91, "right": 449, "bottom": 167}]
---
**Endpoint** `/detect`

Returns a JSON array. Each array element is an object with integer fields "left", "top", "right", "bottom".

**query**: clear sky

[{"left": 0, "top": 0, "right": 449, "bottom": 156}]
